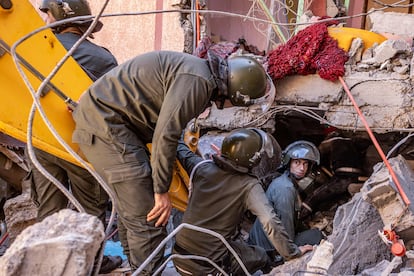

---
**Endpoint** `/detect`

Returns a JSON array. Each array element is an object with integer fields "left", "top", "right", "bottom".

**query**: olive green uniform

[
  {"left": 28, "top": 32, "right": 118, "bottom": 224},
  {"left": 173, "top": 141, "right": 301, "bottom": 275},
  {"left": 72, "top": 51, "right": 216, "bottom": 272}
]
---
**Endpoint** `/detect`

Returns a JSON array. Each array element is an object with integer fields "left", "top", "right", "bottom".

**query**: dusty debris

[
  {"left": 362, "top": 155, "right": 414, "bottom": 240},
  {"left": 0, "top": 209, "right": 104, "bottom": 276},
  {"left": 269, "top": 193, "right": 392, "bottom": 275},
  {"left": 305, "top": 240, "right": 334, "bottom": 276},
  {"left": 362, "top": 40, "right": 412, "bottom": 65},
  {"left": 3, "top": 194, "right": 37, "bottom": 244},
  {"left": 269, "top": 155, "right": 414, "bottom": 275}
]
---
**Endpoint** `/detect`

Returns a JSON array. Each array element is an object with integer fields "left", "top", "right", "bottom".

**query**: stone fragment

[
  {"left": 326, "top": 0, "right": 339, "bottom": 18},
  {"left": 347, "top": 38, "right": 364, "bottom": 65},
  {"left": 373, "top": 40, "right": 411, "bottom": 64},
  {"left": 361, "top": 155, "right": 414, "bottom": 240},
  {"left": 0, "top": 209, "right": 104, "bottom": 276},
  {"left": 3, "top": 194, "right": 37, "bottom": 243}
]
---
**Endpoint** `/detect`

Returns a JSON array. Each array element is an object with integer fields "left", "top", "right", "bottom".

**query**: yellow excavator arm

[{"left": 0, "top": 0, "right": 190, "bottom": 211}]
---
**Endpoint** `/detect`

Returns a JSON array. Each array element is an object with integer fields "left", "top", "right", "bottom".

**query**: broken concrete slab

[
  {"left": 269, "top": 193, "right": 392, "bottom": 275},
  {"left": 325, "top": 75, "right": 412, "bottom": 132},
  {"left": 367, "top": 40, "right": 412, "bottom": 64},
  {"left": 368, "top": 11, "right": 414, "bottom": 39},
  {"left": 274, "top": 74, "right": 343, "bottom": 105},
  {"left": 0, "top": 209, "right": 105, "bottom": 276},
  {"left": 199, "top": 68, "right": 414, "bottom": 133},
  {"left": 197, "top": 103, "right": 276, "bottom": 131},
  {"left": 361, "top": 155, "right": 414, "bottom": 241}
]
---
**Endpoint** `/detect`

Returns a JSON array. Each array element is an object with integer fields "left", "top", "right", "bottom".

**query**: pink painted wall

[
  {"left": 29, "top": 0, "right": 185, "bottom": 64},
  {"left": 206, "top": 1, "right": 273, "bottom": 52}
]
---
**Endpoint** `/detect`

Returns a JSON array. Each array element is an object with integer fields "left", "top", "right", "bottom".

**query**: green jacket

[
  {"left": 72, "top": 51, "right": 216, "bottom": 193},
  {"left": 174, "top": 141, "right": 301, "bottom": 273}
]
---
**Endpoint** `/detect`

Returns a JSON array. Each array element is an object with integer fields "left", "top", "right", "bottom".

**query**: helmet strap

[{"left": 207, "top": 51, "right": 229, "bottom": 109}]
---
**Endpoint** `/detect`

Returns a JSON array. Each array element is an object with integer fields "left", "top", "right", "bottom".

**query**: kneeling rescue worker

[
  {"left": 71, "top": 51, "right": 274, "bottom": 273},
  {"left": 173, "top": 128, "right": 313, "bottom": 275}
]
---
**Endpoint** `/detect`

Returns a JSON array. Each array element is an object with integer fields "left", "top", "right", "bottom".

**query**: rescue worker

[
  {"left": 299, "top": 131, "right": 364, "bottom": 219},
  {"left": 27, "top": 0, "right": 120, "bottom": 273},
  {"left": 71, "top": 51, "right": 273, "bottom": 273},
  {"left": 249, "top": 140, "right": 324, "bottom": 261},
  {"left": 172, "top": 128, "right": 313, "bottom": 275}
]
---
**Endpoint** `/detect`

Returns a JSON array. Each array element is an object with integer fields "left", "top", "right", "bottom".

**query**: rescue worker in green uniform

[
  {"left": 27, "top": 0, "right": 120, "bottom": 273},
  {"left": 71, "top": 51, "right": 272, "bottom": 273},
  {"left": 31, "top": 0, "right": 118, "bottom": 223},
  {"left": 172, "top": 128, "right": 313, "bottom": 275}
]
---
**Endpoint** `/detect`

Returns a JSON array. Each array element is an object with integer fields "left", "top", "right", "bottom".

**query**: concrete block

[
  {"left": 373, "top": 40, "right": 411, "bottom": 63},
  {"left": 326, "top": 105, "right": 414, "bottom": 133},
  {"left": 197, "top": 102, "right": 275, "bottom": 131},
  {"left": 0, "top": 209, "right": 105, "bottom": 276},
  {"left": 369, "top": 11, "right": 414, "bottom": 38},
  {"left": 275, "top": 74, "right": 343, "bottom": 104},
  {"left": 345, "top": 79, "right": 409, "bottom": 107},
  {"left": 361, "top": 155, "right": 414, "bottom": 240}
]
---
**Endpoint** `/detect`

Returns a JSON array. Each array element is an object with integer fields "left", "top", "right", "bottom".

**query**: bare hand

[
  {"left": 299, "top": 244, "right": 314, "bottom": 255},
  {"left": 147, "top": 193, "right": 172, "bottom": 227}
]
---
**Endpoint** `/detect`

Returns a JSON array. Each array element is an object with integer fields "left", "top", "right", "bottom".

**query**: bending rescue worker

[{"left": 71, "top": 50, "right": 272, "bottom": 273}]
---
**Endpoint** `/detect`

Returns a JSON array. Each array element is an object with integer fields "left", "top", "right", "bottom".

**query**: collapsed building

[{"left": 2, "top": 0, "right": 414, "bottom": 275}]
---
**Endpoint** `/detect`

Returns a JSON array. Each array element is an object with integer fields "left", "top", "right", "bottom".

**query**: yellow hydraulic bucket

[
  {"left": 328, "top": 27, "right": 387, "bottom": 52},
  {"left": 0, "top": 0, "right": 189, "bottom": 211}
]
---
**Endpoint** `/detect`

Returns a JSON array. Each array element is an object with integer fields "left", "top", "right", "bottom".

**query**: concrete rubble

[
  {"left": 269, "top": 156, "right": 414, "bottom": 275},
  {"left": 368, "top": 11, "right": 414, "bottom": 42},
  {"left": 3, "top": 194, "right": 36, "bottom": 244},
  {"left": 361, "top": 155, "right": 414, "bottom": 241},
  {"left": 0, "top": 209, "right": 104, "bottom": 276},
  {"left": 198, "top": 35, "right": 414, "bottom": 133}
]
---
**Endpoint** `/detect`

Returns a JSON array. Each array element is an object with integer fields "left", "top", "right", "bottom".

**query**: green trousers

[
  {"left": 76, "top": 132, "right": 166, "bottom": 274},
  {"left": 28, "top": 148, "right": 108, "bottom": 224},
  {"left": 173, "top": 240, "right": 271, "bottom": 275}
]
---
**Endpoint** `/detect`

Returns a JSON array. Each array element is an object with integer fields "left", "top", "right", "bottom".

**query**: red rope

[
  {"left": 339, "top": 76, "right": 410, "bottom": 206},
  {"left": 105, "top": 227, "right": 118, "bottom": 241},
  {"left": 0, "top": 232, "right": 9, "bottom": 246}
]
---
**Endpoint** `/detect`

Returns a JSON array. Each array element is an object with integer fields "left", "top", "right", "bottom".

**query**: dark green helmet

[
  {"left": 221, "top": 128, "right": 262, "bottom": 169},
  {"left": 227, "top": 56, "right": 268, "bottom": 106},
  {"left": 39, "top": 0, "right": 102, "bottom": 33},
  {"left": 220, "top": 128, "right": 280, "bottom": 172}
]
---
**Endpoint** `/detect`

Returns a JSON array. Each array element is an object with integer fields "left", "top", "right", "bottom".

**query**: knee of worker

[
  {"left": 294, "top": 228, "right": 324, "bottom": 246},
  {"left": 126, "top": 219, "right": 167, "bottom": 270},
  {"left": 121, "top": 216, "right": 167, "bottom": 240},
  {"left": 228, "top": 241, "right": 270, "bottom": 273}
]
